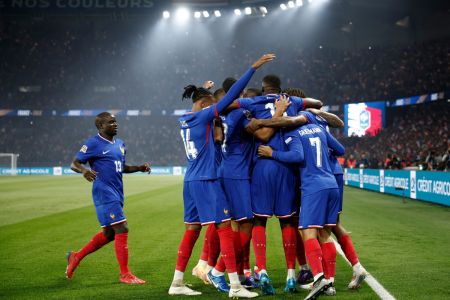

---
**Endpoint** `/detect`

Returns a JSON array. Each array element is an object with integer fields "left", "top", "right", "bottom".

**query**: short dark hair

[
  {"left": 283, "top": 88, "right": 307, "bottom": 98},
  {"left": 222, "top": 77, "right": 237, "bottom": 93},
  {"left": 182, "top": 85, "right": 213, "bottom": 102},
  {"left": 244, "top": 88, "right": 262, "bottom": 98},
  {"left": 95, "top": 112, "right": 112, "bottom": 129},
  {"left": 213, "top": 88, "right": 225, "bottom": 99},
  {"left": 262, "top": 74, "right": 281, "bottom": 93}
]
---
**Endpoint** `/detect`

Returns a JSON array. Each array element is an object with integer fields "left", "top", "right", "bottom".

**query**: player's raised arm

[
  {"left": 307, "top": 108, "right": 344, "bottom": 128},
  {"left": 215, "top": 54, "right": 275, "bottom": 114},
  {"left": 71, "top": 158, "right": 97, "bottom": 182},
  {"left": 325, "top": 131, "right": 345, "bottom": 156},
  {"left": 123, "top": 162, "right": 151, "bottom": 174}
]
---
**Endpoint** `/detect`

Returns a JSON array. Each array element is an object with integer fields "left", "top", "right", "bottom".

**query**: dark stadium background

[{"left": 0, "top": 0, "right": 448, "bottom": 169}]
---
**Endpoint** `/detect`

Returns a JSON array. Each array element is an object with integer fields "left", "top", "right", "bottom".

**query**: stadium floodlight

[
  {"left": 259, "top": 6, "right": 268, "bottom": 15},
  {"left": 244, "top": 7, "right": 252, "bottom": 15},
  {"left": 214, "top": 10, "right": 221, "bottom": 17},
  {"left": 175, "top": 7, "right": 190, "bottom": 21},
  {"left": 296, "top": 0, "right": 303, "bottom": 6},
  {"left": 288, "top": 1, "right": 295, "bottom": 8},
  {"left": 202, "top": 10, "right": 209, "bottom": 18},
  {"left": 280, "top": 3, "right": 287, "bottom": 10},
  {"left": 194, "top": 11, "right": 201, "bottom": 18},
  {"left": 162, "top": 10, "right": 170, "bottom": 19},
  {"left": 234, "top": 8, "right": 242, "bottom": 16},
  {"left": 308, "top": 0, "right": 313, "bottom": 3}
]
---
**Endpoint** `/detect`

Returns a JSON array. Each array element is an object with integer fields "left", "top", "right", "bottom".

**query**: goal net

[{"left": 0, "top": 153, "right": 19, "bottom": 176}]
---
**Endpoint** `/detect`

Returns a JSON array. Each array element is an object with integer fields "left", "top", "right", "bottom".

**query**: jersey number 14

[{"left": 181, "top": 129, "right": 199, "bottom": 159}]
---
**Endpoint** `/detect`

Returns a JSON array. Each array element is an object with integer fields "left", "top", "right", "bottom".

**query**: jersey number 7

[{"left": 309, "top": 137, "right": 322, "bottom": 167}]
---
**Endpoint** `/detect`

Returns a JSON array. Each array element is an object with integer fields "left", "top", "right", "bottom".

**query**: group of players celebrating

[
  {"left": 65, "top": 53, "right": 367, "bottom": 300},
  {"left": 170, "top": 54, "right": 368, "bottom": 299}
]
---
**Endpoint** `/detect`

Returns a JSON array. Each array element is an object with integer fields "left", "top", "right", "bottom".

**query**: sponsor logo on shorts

[{"left": 110, "top": 213, "right": 115, "bottom": 219}]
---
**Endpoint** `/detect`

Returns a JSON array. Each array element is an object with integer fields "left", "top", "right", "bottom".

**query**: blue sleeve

[
  {"left": 75, "top": 138, "right": 97, "bottom": 164},
  {"left": 225, "top": 109, "right": 245, "bottom": 138},
  {"left": 272, "top": 134, "right": 304, "bottom": 163},
  {"left": 237, "top": 98, "right": 253, "bottom": 110},
  {"left": 290, "top": 96, "right": 305, "bottom": 113},
  {"left": 325, "top": 131, "right": 345, "bottom": 156},
  {"left": 215, "top": 67, "right": 255, "bottom": 114}
]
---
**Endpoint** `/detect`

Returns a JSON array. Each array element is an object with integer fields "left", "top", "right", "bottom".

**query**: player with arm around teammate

[
  {"left": 66, "top": 112, "right": 150, "bottom": 284},
  {"left": 168, "top": 54, "right": 274, "bottom": 298},
  {"left": 258, "top": 120, "right": 345, "bottom": 300}
]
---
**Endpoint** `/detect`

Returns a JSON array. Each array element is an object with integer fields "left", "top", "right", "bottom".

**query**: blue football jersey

[
  {"left": 76, "top": 134, "right": 126, "bottom": 203},
  {"left": 275, "top": 124, "right": 345, "bottom": 196},
  {"left": 238, "top": 94, "right": 305, "bottom": 152},
  {"left": 179, "top": 67, "right": 256, "bottom": 182},
  {"left": 220, "top": 108, "right": 254, "bottom": 179},
  {"left": 300, "top": 111, "right": 343, "bottom": 175}
]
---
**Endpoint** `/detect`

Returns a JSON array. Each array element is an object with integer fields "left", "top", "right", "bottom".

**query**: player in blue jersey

[
  {"left": 235, "top": 75, "right": 322, "bottom": 295},
  {"left": 257, "top": 119, "right": 345, "bottom": 300},
  {"left": 301, "top": 108, "right": 368, "bottom": 291},
  {"left": 168, "top": 54, "right": 274, "bottom": 298},
  {"left": 66, "top": 112, "right": 150, "bottom": 284}
]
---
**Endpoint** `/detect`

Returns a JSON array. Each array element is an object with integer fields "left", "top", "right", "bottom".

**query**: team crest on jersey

[
  {"left": 223, "top": 208, "right": 229, "bottom": 216},
  {"left": 120, "top": 146, "right": 125, "bottom": 155},
  {"left": 80, "top": 145, "right": 88, "bottom": 153},
  {"left": 110, "top": 213, "right": 115, "bottom": 220}
]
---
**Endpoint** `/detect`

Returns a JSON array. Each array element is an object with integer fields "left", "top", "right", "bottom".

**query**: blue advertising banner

[{"left": 345, "top": 169, "right": 449, "bottom": 206}]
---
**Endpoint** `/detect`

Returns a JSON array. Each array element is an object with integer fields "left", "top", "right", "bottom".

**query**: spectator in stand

[{"left": 346, "top": 154, "right": 357, "bottom": 169}]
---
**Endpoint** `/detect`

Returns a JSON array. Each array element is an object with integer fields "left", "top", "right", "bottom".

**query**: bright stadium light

[
  {"left": 234, "top": 8, "right": 242, "bottom": 16},
  {"left": 162, "top": 10, "right": 170, "bottom": 19},
  {"left": 194, "top": 11, "right": 201, "bottom": 18},
  {"left": 175, "top": 7, "right": 190, "bottom": 21},
  {"left": 288, "top": 1, "right": 295, "bottom": 8},
  {"left": 308, "top": 0, "right": 313, "bottom": 3},
  {"left": 259, "top": 6, "right": 268, "bottom": 15},
  {"left": 280, "top": 3, "right": 287, "bottom": 10},
  {"left": 202, "top": 10, "right": 210, "bottom": 18},
  {"left": 296, "top": 0, "right": 303, "bottom": 6},
  {"left": 214, "top": 10, "right": 221, "bottom": 17},
  {"left": 244, "top": 7, "right": 252, "bottom": 15}
]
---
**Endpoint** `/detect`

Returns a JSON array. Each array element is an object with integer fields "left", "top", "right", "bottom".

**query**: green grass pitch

[{"left": 0, "top": 176, "right": 449, "bottom": 299}]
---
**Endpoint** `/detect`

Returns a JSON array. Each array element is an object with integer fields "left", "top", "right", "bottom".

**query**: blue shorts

[
  {"left": 299, "top": 188, "right": 340, "bottom": 229},
  {"left": 334, "top": 174, "right": 344, "bottom": 213},
  {"left": 95, "top": 201, "right": 126, "bottom": 227},
  {"left": 251, "top": 159, "right": 297, "bottom": 218},
  {"left": 222, "top": 178, "right": 253, "bottom": 221},
  {"left": 183, "top": 180, "right": 231, "bottom": 225}
]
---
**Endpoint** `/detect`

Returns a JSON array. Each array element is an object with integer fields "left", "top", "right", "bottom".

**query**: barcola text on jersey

[{"left": 297, "top": 127, "right": 322, "bottom": 136}]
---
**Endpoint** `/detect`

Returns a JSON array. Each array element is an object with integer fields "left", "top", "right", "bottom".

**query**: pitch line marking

[{"left": 332, "top": 239, "right": 396, "bottom": 300}]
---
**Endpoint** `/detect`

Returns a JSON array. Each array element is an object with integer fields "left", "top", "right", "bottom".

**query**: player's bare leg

[
  {"left": 110, "top": 222, "right": 145, "bottom": 284},
  {"left": 332, "top": 222, "right": 368, "bottom": 289},
  {"left": 279, "top": 218, "right": 297, "bottom": 293},
  {"left": 169, "top": 224, "right": 202, "bottom": 295},
  {"left": 302, "top": 228, "right": 332, "bottom": 300},
  {"left": 66, "top": 228, "right": 112, "bottom": 279}
]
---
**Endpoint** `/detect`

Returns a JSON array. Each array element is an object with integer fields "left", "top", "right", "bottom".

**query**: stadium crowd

[{"left": 0, "top": 20, "right": 449, "bottom": 110}]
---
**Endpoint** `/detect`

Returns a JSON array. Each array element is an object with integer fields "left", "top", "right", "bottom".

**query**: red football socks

[
  {"left": 208, "top": 226, "right": 221, "bottom": 267},
  {"left": 252, "top": 225, "right": 267, "bottom": 271},
  {"left": 200, "top": 225, "right": 214, "bottom": 261},
  {"left": 240, "top": 231, "right": 251, "bottom": 271},
  {"left": 321, "top": 242, "right": 336, "bottom": 279},
  {"left": 295, "top": 230, "right": 307, "bottom": 265},
  {"left": 304, "top": 238, "right": 324, "bottom": 277},
  {"left": 217, "top": 226, "right": 237, "bottom": 273},
  {"left": 76, "top": 231, "right": 110, "bottom": 261},
  {"left": 281, "top": 226, "right": 297, "bottom": 269},
  {"left": 233, "top": 231, "right": 244, "bottom": 275},
  {"left": 338, "top": 234, "right": 359, "bottom": 266},
  {"left": 175, "top": 229, "right": 201, "bottom": 272},
  {"left": 114, "top": 233, "right": 130, "bottom": 275},
  {"left": 215, "top": 257, "right": 226, "bottom": 273}
]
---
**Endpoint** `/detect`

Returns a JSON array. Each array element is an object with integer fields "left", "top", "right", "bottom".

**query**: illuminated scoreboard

[{"left": 344, "top": 101, "right": 385, "bottom": 137}]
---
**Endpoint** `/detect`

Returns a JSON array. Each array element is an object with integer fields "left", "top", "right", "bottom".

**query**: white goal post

[{"left": 0, "top": 153, "right": 19, "bottom": 176}]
